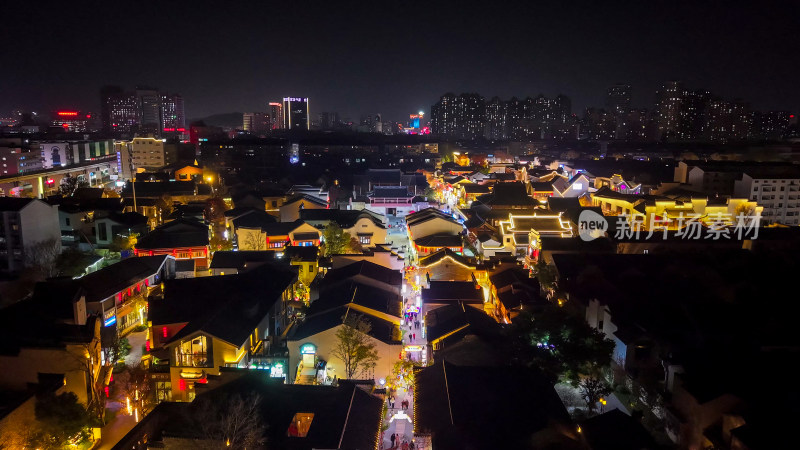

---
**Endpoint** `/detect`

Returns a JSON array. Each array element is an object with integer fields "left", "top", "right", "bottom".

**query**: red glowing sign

[
  {"left": 178, "top": 379, "right": 186, "bottom": 391},
  {"left": 104, "top": 386, "right": 110, "bottom": 398},
  {"left": 57, "top": 111, "right": 78, "bottom": 116},
  {"left": 162, "top": 326, "right": 168, "bottom": 338},
  {"left": 46, "top": 178, "right": 55, "bottom": 184}
]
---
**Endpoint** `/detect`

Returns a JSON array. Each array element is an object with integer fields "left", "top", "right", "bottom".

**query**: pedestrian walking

[
  {"left": 390, "top": 396, "right": 395, "bottom": 409},
  {"left": 410, "top": 441, "right": 416, "bottom": 450},
  {"left": 390, "top": 433, "right": 396, "bottom": 448},
  {"left": 402, "top": 440, "right": 409, "bottom": 450}
]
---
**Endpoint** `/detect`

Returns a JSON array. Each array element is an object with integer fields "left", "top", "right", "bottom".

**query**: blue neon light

[{"left": 104, "top": 316, "right": 117, "bottom": 327}]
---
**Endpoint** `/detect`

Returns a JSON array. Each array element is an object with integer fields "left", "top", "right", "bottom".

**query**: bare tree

[
  {"left": 578, "top": 374, "right": 612, "bottom": 413},
  {"left": 241, "top": 232, "right": 266, "bottom": 251},
  {"left": 117, "top": 362, "right": 153, "bottom": 415},
  {"left": 189, "top": 393, "right": 267, "bottom": 449},
  {"left": 24, "top": 238, "right": 62, "bottom": 279},
  {"left": 331, "top": 313, "right": 379, "bottom": 379}
]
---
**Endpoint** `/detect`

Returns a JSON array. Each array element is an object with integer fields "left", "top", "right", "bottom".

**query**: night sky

[{"left": 1, "top": 1, "right": 798, "bottom": 122}]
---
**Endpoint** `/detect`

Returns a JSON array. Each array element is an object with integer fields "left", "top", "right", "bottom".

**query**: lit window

[{"left": 287, "top": 413, "right": 314, "bottom": 437}]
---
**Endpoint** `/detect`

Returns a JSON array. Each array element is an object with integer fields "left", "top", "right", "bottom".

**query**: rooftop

[{"left": 152, "top": 263, "right": 297, "bottom": 346}]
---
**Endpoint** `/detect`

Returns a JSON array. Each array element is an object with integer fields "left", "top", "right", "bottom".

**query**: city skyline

[{"left": 1, "top": 2, "right": 798, "bottom": 121}]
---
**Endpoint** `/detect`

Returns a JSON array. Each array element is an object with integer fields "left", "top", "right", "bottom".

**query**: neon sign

[
  {"left": 300, "top": 343, "right": 316, "bottom": 354},
  {"left": 57, "top": 111, "right": 78, "bottom": 116},
  {"left": 283, "top": 97, "right": 307, "bottom": 102}
]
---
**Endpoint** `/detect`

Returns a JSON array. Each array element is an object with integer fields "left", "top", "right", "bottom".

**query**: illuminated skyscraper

[
  {"left": 161, "top": 94, "right": 185, "bottom": 135},
  {"left": 243, "top": 112, "right": 271, "bottom": 135},
  {"left": 269, "top": 102, "right": 283, "bottom": 130},
  {"left": 51, "top": 111, "right": 92, "bottom": 132},
  {"left": 654, "top": 81, "right": 684, "bottom": 140},
  {"left": 282, "top": 97, "right": 309, "bottom": 130}
]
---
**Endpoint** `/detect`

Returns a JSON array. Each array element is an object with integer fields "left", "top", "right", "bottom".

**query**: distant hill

[{"left": 190, "top": 112, "right": 243, "bottom": 128}]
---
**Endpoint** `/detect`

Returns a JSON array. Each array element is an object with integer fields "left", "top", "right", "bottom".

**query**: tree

[
  {"left": 348, "top": 236, "right": 363, "bottom": 253},
  {"left": 59, "top": 176, "right": 90, "bottom": 196},
  {"left": 29, "top": 391, "right": 91, "bottom": 448},
  {"left": 389, "top": 359, "right": 422, "bottom": 392},
  {"left": 240, "top": 231, "right": 266, "bottom": 250},
  {"left": 109, "top": 233, "right": 138, "bottom": 253},
  {"left": 118, "top": 362, "right": 154, "bottom": 415},
  {"left": 578, "top": 374, "right": 613, "bottom": 413},
  {"left": 534, "top": 259, "right": 557, "bottom": 292},
  {"left": 508, "top": 307, "right": 615, "bottom": 385},
  {"left": 331, "top": 313, "right": 379, "bottom": 379},
  {"left": 24, "top": 238, "right": 62, "bottom": 279},
  {"left": 322, "top": 222, "right": 352, "bottom": 256},
  {"left": 210, "top": 233, "right": 234, "bottom": 252},
  {"left": 155, "top": 194, "right": 174, "bottom": 223},
  {"left": 53, "top": 247, "right": 97, "bottom": 277},
  {"left": 188, "top": 393, "right": 267, "bottom": 449},
  {"left": 205, "top": 196, "right": 227, "bottom": 224},
  {"left": 105, "top": 335, "right": 132, "bottom": 367}
]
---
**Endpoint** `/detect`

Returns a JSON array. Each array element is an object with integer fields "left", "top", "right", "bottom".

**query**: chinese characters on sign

[{"left": 610, "top": 212, "right": 760, "bottom": 240}]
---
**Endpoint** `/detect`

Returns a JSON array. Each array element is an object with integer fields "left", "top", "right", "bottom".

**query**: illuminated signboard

[
  {"left": 283, "top": 97, "right": 307, "bottom": 102},
  {"left": 300, "top": 343, "right": 316, "bottom": 354},
  {"left": 57, "top": 111, "right": 79, "bottom": 116},
  {"left": 404, "top": 345, "right": 423, "bottom": 352}
]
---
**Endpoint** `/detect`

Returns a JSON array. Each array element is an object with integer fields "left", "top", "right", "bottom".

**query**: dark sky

[{"left": 1, "top": 0, "right": 798, "bottom": 122}]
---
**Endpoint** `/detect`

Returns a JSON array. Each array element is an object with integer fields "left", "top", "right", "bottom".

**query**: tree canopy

[
  {"left": 322, "top": 222, "right": 355, "bottom": 256},
  {"left": 59, "top": 176, "right": 90, "bottom": 196},
  {"left": 508, "top": 306, "right": 615, "bottom": 385},
  {"left": 30, "top": 391, "right": 91, "bottom": 448}
]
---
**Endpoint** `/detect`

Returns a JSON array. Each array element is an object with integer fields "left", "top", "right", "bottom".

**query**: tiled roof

[
  {"left": 414, "top": 361, "right": 573, "bottom": 449},
  {"left": 153, "top": 263, "right": 297, "bottom": 346},
  {"left": 232, "top": 209, "right": 278, "bottom": 229},
  {"left": 319, "top": 260, "right": 402, "bottom": 288},
  {"left": 140, "top": 374, "right": 382, "bottom": 450},
  {"left": 209, "top": 250, "right": 275, "bottom": 269},
  {"left": 289, "top": 304, "right": 400, "bottom": 344},
  {"left": 371, "top": 186, "right": 412, "bottom": 198},
  {"left": 422, "top": 281, "right": 483, "bottom": 302},
  {"left": 309, "top": 281, "right": 403, "bottom": 318},
  {"left": 414, "top": 234, "right": 463, "bottom": 248}
]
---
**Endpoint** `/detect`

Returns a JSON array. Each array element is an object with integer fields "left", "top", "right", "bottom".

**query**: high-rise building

[
  {"left": 430, "top": 93, "right": 485, "bottom": 139},
  {"left": 654, "top": 81, "right": 684, "bottom": 140},
  {"left": 484, "top": 97, "right": 507, "bottom": 140},
  {"left": 269, "top": 102, "right": 283, "bottom": 130},
  {"left": 282, "top": 97, "right": 309, "bottom": 130},
  {"left": 243, "top": 112, "right": 271, "bottom": 135},
  {"left": 101, "top": 85, "right": 124, "bottom": 134},
  {"left": 319, "top": 112, "right": 339, "bottom": 130},
  {"left": 705, "top": 99, "right": 750, "bottom": 143},
  {"left": 751, "top": 111, "right": 791, "bottom": 140},
  {"left": 136, "top": 87, "right": 162, "bottom": 136},
  {"left": 606, "top": 84, "right": 632, "bottom": 115},
  {"left": 161, "top": 94, "right": 185, "bottom": 135},
  {"left": 677, "top": 90, "right": 711, "bottom": 140},
  {"left": 101, "top": 86, "right": 185, "bottom": 137},
  {"left": 106, "top": 91, "right": 139, "bottom": 135},
  {"left": 51, "top": 111, "right": 92, "bottom": 132}
]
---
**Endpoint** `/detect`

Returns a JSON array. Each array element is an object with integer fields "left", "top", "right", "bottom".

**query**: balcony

[{"left": 175, "top": 352, "right": 210, "bottom": 368}]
